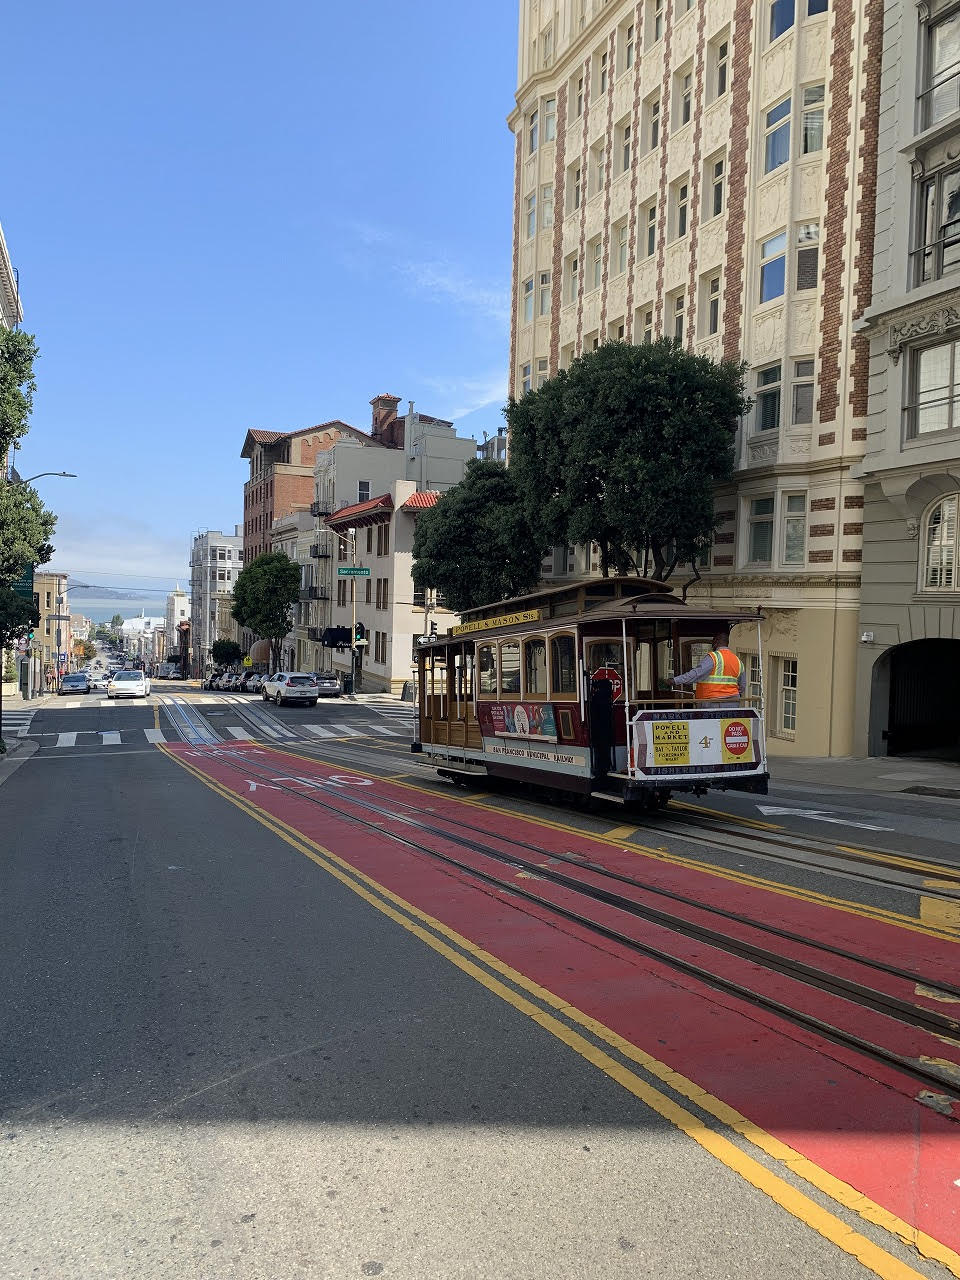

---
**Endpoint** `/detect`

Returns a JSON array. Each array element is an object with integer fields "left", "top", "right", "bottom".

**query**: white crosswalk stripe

[
  {"left": 100, "top": 731, "right": 122, "bottom": 745},
  {"left": 143, "top": 729, "right": 166, "bottom": 743},
  {"left": 56, "top": 732, "right": 77, "bottom": 747},
  {"left": 225, "top": 726, "right": 253, "bottom": 739},
  {"left": 304, "top": 724, "right": 336, "bottom": 738},
  {"left": 1, "top": 709, "right": 37, "bottom": 738}
]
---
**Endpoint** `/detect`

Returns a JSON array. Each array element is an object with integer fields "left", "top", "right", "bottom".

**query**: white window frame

[
  {"left": 763, "top": 98, "right": 791, "bottom": 173},
  {"left": 921, "top": 493, "right": 959, "bottom": 591},
  {"left": 704, "top": 153, "right": 725, "bottom": 220},
  {"left": 645, "top": 202, "right": 658, "bottom": 257},
  {"left": 781, "top": 493, "right": 807, "bottom": 566},
  {"left": 528, "top": 108, "right": 539, "bottom": 154},
  {"left": 589, "top": 236, "right": 603, "bottom": 290},
  {"left": 747, "top": 495, "right": 776, "bottom": 565},
  {"left": 539, "top": 269, "right": 552, "bottom": 316},
  {"left": 541, "top": 182, "right": 554, "bottom": 229},
  {"left": 522, "top": 277, "right": 534, "bottom": 325},
  {"left": 544, "top": 95, "right": 557, "bottom": 141},
  {"left": 755, "top": 362, "right": 782, "bottom": 432},
  {"left": 521, "top": 363, "right": 532, "bottom": 395},
  {"left": 800, "top": 84, "right": 825, "bottom": 154},
  {"left": 613, "top": 220, "right": 628, "bottom": 275},
  {"left": 759, "top": 231, "right": 787, "bottom": 303},
  {"left": 673, "top": 179, "right": 689, "bottom": 239},
  {"left": 525, "top": 192, "right": 536, "bottom": 240},
  {"left": 777, "top": 657, "right": 798, "bottom": 735},
  {"left": 791, "top": 359, "right": 815, "bottom": 424},
  {"left": 770, "top": 0, "right": 795, "bottom": 43}
]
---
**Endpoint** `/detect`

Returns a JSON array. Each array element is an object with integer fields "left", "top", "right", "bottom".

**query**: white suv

[{"left": 261, "top": 672, "right": 319, "bottom": 707}]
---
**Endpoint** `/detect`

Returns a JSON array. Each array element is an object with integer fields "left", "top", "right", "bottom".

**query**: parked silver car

[{"left": 261, "top": 672, "right": 318, "bottom": 706}]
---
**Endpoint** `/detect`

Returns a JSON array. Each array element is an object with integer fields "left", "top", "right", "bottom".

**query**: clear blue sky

[{"left": 5, "top": 0, "right": 517, "bottom": 590}]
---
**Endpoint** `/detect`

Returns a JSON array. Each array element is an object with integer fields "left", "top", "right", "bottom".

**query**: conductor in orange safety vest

[{"left": 669, "top": 630, "right": 745, "bottom": 702}]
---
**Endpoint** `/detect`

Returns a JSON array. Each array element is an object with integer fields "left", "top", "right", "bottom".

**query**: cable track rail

[
  {"left": 186, "top": 745, "right": 960, "bottom": 1101},
  {"left": 657, "top": 807, "right": 960, "bottom": 893}
]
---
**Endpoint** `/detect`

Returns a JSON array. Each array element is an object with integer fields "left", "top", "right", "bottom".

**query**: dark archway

[{"left": 875, "top": 638, "right": 960, "bottom": 758}]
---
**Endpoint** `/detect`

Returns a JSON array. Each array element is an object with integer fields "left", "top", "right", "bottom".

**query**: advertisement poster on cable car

[
  {"left": 484, "top": 702, "right": 558, "bottom": 739},
  {"left": 632, "top": 708, "right": 763, "bottom": 775}
]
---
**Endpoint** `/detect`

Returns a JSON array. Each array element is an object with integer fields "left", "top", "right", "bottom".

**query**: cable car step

[{"left": 590, "top": 790, "right": 626, "bottom": 804}]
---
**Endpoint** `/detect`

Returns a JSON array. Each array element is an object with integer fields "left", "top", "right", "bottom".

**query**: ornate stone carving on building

[
  {"left": 791, "top": 299, "right": 816, "bottom": 352},
  {"left": 761, "top": 37, "right": 793, "bottom": 101},
  {"left": 887, "top": 306, "right": 960, "bottom": 362},
  {"left": 747, "top": 438, "right": 778, "bottom": 465},
  {"left": 753, "top": 307, "right": 785, "bottom": 359},
  {"left": 797, "top": 162, "right": 822, "bottom": 217},
  {"left": 757, "top": 173, "right": 787, "bottom": 233}
]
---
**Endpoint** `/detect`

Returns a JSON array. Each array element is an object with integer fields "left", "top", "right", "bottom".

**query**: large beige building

[
  {"left": 852, "top": 0, "right": 960, "bottom": 759},
  {"left": 509, "top": 0, "right": 881, "bottom": 755}
]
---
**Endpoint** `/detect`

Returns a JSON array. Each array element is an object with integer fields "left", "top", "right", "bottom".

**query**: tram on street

[{"left": 412, "top": 577, "right": 769, "bottom": 810}]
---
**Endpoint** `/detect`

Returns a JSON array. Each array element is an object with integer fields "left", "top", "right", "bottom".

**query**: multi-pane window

[
  {"left": 539, "top": 270, "right": 552, "bottom": 315},
  {"left": 528, "top": 108, "right": 539, "bottom": 154},
  {"left": 541, "top": 182, "right": 554, "bottom": 228},
  {"left": 749, "top": 496, "right": 775, "bottom": 563},
  {"left": 374, "top": 631, "right": 387, "bottom": 664},
  {"left": 756, "top": 364, "right": 782, "bottom": 431},
  {"left": 760, "top": 231, "right": 787, "bottom": 302},
  {"left": 706, "top": 274, "right": 721, "bottom": 334},
  {"left": 915, "top": 163, "right": 960, "bottom": 285},
  {"left": 623, "top": 22, "right": 635, "bottom": 71},
  {"left": 796, "top": 223, "right": 820, "bottom": 289},
  {"left": 706, "top": 155, "right": 725, "bottom": 217},
  {"left": 792, "top": 359, "right": 815, "bottom": 424},
  {"left": 782, "top": 495, "right": 806, "bottom": 565},
  {"left": 807, "top": 0, "right": 828, "bottom": 11},
  {"left": 522, "top": 277, "right": 534, "bottom": 324},
  {"left": 715, "top": 38, "right": 729, "bottom": 98},
  {"left": 521, "top": 363, "right": 532, "bottom": 395},
  {"left": 677, "top": 69, "right": 693, "bottom": 127},
  {"left": 779, "top": 659, "right": 798, "bottom": 733},
  {"left": 800, "top": 85, "right": 825, "bottom": 153},
  {"left": 906, "top": 339, "right": 960, "bottom": 437},
  {"left": 566, "top": 253, "right": 579, "bottom": 303},
  {"left": 525, "top": 192, "right": 536, "bottom": 239},
  {"left": 609, "top": 318, "right": 626, "bottom": 341},
  {"left": 574, "top": 74, "right": 584, "bottom": 119},
  {"left": 598, "top": 48, "right": 608, "bottom": 94},
  {"left": 652, "top": 0, "right": 664, "bottom": 43},
  {"left": 365, "top": 577, "right": 372, "bottom": 604},
  {"left": 544, "top": 96, "right": 556, "bottom": 141},
  {"left": 618, "top": 118, "right": 632, "bottom": 173},
  {"left": 674, "top": 180, "right": 689, "bottom": 238},
  {"left": 747, "top": 654, "right": 762, "bottom": 703},
  {"left": 590, "top": 142, "right": 606, "bottom": 196},
  {"left": 590, "top": 237, "right": 603, "bottom": 289},
  {"left": 924, "top": 494, "right": 958, "bottom": 589},
  {"left": 358, "top": 480, "right": 371, "bottom": 503},
  {"left": 542, "top": 26, "right": 554, "bottom": 68},
  {"left": 770, "top": 0, "right": 795, "bottom": 42},
  {"left": 337, "top": 579, "right": 348, "bottom": 608},
  {"left": 645, "top": 202, "right": 658, "bottom": 256},
  {"left": 646, "top": 95, "right": 661, "bottom": 151},
  {"left": 614, "top": 220, "right": 628, "bottom": 275},
  {"left": 921, "top": 9, "right": 960, "bottom": 128},
  {"left": 568, "top": 163, "right": 582, "bottom": 212},
  {"left": 640, "top": 306, "right": 654, "bottom": 344},
  {"left": 672, "top": 292, "right": 685, "bottom": 342},
  {"left": 764, "top": 98, "right": 791, "bottom": 172},
  {"left": 536, "top": 357, "right": 549, "bottom": 388}
]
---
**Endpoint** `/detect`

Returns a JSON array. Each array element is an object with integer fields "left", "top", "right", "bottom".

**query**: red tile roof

[
  {"left": 400, "top": 490, "right": 441, "bottom": 510},
  {"left": 326, "top": 494, "right": 394, "bottom": 525},
  {"left": 246, "top": 429, "right": 286, "bottom": 444}
]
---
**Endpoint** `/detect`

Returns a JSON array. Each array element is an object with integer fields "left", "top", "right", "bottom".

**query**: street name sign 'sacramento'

[{"left": 337, "top": 566, "right": 371, "bottom": 577}]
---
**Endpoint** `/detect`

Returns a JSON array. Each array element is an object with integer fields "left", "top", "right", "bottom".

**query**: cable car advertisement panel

[
  {"left": 475, "top": 702, "right": 592, "bottom": 776},
  {"left": 631, "top": 707, "right": 764, "bottom": 779}
]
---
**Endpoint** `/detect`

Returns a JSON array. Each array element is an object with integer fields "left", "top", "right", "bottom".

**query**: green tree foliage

[
  {"left": 412, "top": 460, "right": 547, "bottom": 612},
  {"left": 3, "top": 649, "right": 16, "bottom": 682},
  {"left": 0, "top": 586, "right": 39, "bottom": 752},
  {"left": 0, "top": 482, "right": 56, "bottom": 584},
  {"left": 507, "top": 340, "right": 749, "bottom": 583},
  {"left": 0, "top": 328, "right": 39, "bottom": 461},
  {"left": 211, "top": 639, "right": 242, "bottom": 667},
  {"left": 110, "top": 614, "right": 124, "bottom": 630},
  {"left": 79, "top": 639, "right": 96, "bottom": 663},
  {"left": 231, "top": 552, "right": 301, "bottom": 671}
]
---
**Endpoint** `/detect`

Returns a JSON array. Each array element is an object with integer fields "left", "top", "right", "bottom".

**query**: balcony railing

[
  {"left": 307, "top": 626, "right": 321, "bottom": 642},
  {"left": 309, "top": 542, "right": 332, "bottom": 558},
  {"left": 310, "top": 500, "right": 332, "bottom": 518},
  {"left": 910, "top": 220, "right": 960, "bottom": 286},
  {"left": 919, "top": 61, "right": 960, "bottom": 131},
  {"left": 299, "top": 586, "right": 329, "bottom": 601}
]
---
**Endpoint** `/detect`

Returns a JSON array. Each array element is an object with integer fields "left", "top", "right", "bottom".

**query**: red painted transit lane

[{"left": 166, "top": 742, "right": 960, "bottom": 1260}]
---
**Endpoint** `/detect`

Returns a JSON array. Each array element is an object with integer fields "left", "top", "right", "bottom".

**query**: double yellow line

[{"left": 160, "top": 743, "right": 959, "bottom": 1280}]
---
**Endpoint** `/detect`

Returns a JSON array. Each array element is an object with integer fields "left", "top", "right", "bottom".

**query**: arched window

[{"left": 923, "top": 494, "right": 958, "bottom": 589}]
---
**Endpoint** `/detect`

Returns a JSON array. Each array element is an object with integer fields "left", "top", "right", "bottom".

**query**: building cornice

[
  {"left": 509, "top": 3, "right": 627, "bottom": 125},
  {"left": 0, "top": 221, "right": 22, "bottom": 325}
]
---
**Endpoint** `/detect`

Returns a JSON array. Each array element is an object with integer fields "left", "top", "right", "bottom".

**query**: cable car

[{"left": 412, "top": 577, "right": 768, "bottom": 809}]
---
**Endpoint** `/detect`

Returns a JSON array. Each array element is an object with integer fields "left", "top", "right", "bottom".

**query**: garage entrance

[{"left": 874, "top": 639, "right": 960, "bottom": 757}]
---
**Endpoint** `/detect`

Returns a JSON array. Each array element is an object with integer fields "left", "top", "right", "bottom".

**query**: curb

[
  {"left": 902, "top": 785, "right": 960, "bottom": 800},
  {"left": 0, "top": 738, "right": 38, "bottom": 787}
]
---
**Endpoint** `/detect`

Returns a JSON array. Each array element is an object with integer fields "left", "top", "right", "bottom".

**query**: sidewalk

[{"left": 768, "top": 753, "right": 960, "bottom": 799}]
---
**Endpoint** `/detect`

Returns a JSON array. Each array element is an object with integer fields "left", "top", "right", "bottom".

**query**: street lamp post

[{"left": 8, "top": 471, "right": 78, "bottom": 486}]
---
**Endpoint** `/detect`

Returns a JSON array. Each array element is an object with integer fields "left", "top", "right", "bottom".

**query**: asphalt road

[{"left": 0, "top": 725, "right": 938, "bottom": 1278}]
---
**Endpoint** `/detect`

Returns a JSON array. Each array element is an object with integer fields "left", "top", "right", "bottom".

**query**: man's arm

[{"left": 671, "top": 654, "right": 715, "bottom": 687}]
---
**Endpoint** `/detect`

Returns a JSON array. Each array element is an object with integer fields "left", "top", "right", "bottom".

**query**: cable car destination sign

[{"left": 451, "top": 609, "right": 542, "bottom": 637}]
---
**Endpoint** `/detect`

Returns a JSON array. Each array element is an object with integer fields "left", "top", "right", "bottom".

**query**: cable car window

[
  {"left": 550, "top": 633, "right": 577, "bottom": 695},
  {"left": 524, "top": 637, "right": 547, "bottom": 697},
  {"left": 587, "top": 641, "right": 624, "bottom": 678},
  {"left": 478, "top": 644, "right": 497, "bottom": 696},
  {"left": 657, "top": 639, "right": 675, "bottom": 686},
  {"left": 500, "top": 642, "right": 521, "bottom": 694},
  {"left": 634, "top": 643, "right": 653, "bottom": 696}
]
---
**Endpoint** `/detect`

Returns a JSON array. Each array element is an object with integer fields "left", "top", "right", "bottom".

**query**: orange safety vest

[{"left": 695, "top": 648, "right": 742, "bottom": 701}]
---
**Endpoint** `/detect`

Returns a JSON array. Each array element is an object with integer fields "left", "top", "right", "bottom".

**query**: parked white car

[
  {"left": 108, "top": 670, "right": 151, "bottom": 699},
  {"left": 261, "top": 672, "right": 318, "bottom": 706}
]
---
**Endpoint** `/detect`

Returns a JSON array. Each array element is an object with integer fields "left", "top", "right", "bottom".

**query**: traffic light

[
  {"left": 429, "top": 621, "right": 437, "bottom": 638},
  {"left": 354, "top": 621, "right": 365, "bottom": 643}
]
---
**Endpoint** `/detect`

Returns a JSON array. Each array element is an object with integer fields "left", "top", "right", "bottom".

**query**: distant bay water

[{"left": 70, "top": 597, "right": 172, "bottom": 624}]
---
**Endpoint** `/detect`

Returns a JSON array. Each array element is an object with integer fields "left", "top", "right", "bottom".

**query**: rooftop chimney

[{"left": 370, "top": 393, "right": 403, "bottom": 449}]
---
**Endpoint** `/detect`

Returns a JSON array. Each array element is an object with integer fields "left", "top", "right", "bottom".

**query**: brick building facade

[{"left": 509, "top": 0, "right": 881, "bottom": 755}]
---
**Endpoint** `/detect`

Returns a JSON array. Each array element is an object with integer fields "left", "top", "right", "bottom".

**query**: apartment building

[
  {"left": 35, "top": 572, "right": 70, "bottom": 677},
  {"left": 165, "top": 588, "right": 190, "bottom": 652},
  {"left": 0, "top": 219, "right": 21, "bottom": 331},
  {"left": 326, "top": 481, "right": 460, "bottom": 693},
  {"left": 303, "top": 394, "right": 476, "bottom": 674},
  {"left": 851, "top": 0, "right": 960, "bottom": 758},
  {"left": 271, "top": 509, "right": 316, "bottom": 672},
  {"left": 509, "top": 0, "right": 880, "bottom": 755},
  {"left": 189, "top": 528, "right": 243, "bottom": 675}
]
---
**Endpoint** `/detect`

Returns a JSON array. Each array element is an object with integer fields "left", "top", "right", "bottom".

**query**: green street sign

[
  {"left": 11, "top": 563, "right": 34, "bottom": 600},
  {"left": 337, "top": 566, "right": 371, "bottom": 577}
]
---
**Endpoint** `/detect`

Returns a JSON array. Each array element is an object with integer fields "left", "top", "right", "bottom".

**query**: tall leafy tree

[
  {"left": 211, "top": 639, "right": 243, "bottom": 666},
  {"left": 412, "top": 459, "right": 547, "bottom": 612},
  {"left": 507, "top": 340, "right": 749, "bottom": 583},
  {"left": 0, "top": 481, "right": 56, "bottom": 584},
  {"left": 231, "top": 552, "right": 301, "bottom": 671},
  {"left": 0, "top": 328, "right": 39, "bottom": 462}
]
